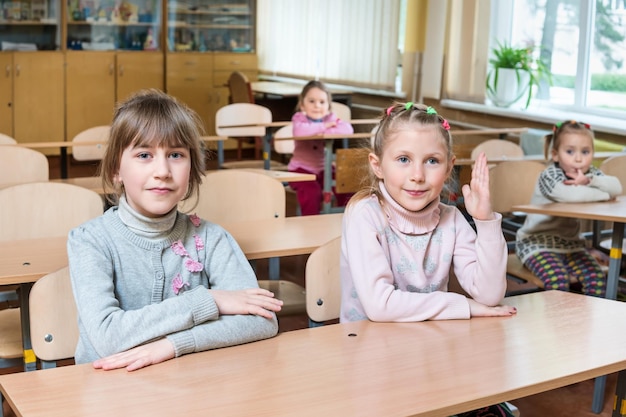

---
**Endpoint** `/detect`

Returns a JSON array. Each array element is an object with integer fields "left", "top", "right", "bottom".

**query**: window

[
  {"left": 491, "top": 0, "right": 626, "bottom": 120},
  {"left": 256, "top": 0, "right": 401, "bottom": 92}
]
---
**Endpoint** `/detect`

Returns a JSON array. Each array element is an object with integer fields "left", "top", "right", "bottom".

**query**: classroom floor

[{"left": 2, "top": 155, "right": 618, "bottom": 417}]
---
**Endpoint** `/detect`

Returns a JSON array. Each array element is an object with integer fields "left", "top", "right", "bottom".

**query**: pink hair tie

[
  {"left": 386, "top": 106, "right": 393, "bottom": 116},
  {"left": 442, "top": 119, "right": 450, "bottom": 131}
]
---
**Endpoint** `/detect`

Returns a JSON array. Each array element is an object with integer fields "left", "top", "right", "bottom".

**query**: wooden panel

[
  {"left": 213, "top": 53, "right": 257, "bottom": 70},
  {"left": 65, "top": 51, "right": 116, "bottom": 141},
  {"left": 13, "top": 52, "right": 64, "bottom": 148},
  {"left": 116, "top": 52, "right": 164, "bottom": 102},
  {"left": 335, "top": 147, "right": 370, "bottom": 194},
  {"left": 0, "top": 53, "right": 13, "bottom": 136}
]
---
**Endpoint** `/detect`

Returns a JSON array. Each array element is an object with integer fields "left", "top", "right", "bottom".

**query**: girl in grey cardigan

[{"left": 68, "top": 89, "right": 282, "bottom": 371}]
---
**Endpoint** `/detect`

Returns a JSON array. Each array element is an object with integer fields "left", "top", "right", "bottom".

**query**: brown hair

[
  {"left": 100, "top": 89, "right": 206, "bottom": 206},
  {"left": 295, "top": 80, "right": 333, "bottom": 114},
  {"left": 349, "top": 102, "right": 455, "bottom": 206},
  {"left": 543, "top": 120, "right": 594, "bottom": 159}
]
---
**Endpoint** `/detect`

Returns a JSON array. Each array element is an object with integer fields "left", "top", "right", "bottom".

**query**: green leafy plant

[{"left": 485, "top": 41, "right": 551, "bottom": 109}]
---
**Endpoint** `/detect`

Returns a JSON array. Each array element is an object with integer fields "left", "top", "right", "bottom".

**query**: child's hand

[
  {"left": 93, "top": 338, "right": 175, "bottom": 372},
  {"left": 461, "top": 152, "right": 495, "bottom": 221},
  {"left": 468, "top": 299, "right": 517, "bottom": 317},
  {"left": 563, "top": 168, "right": 591, "bottom": 185},
  {"left": 325, "top": 121, "right": 338, "bottom": 129},
  {"left": 209, "top": 288, "right": 283, "bottom": 319}
]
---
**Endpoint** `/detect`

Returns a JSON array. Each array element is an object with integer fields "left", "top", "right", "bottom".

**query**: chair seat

[
  {"left": 507, "top": 254, "right": 545, "bottom": 291},
  {"left": 0, "top": 308, "right": 22, "bottom": 359},
  {"left": 258, "top": 280, "right": 306, "bottom": 316}
]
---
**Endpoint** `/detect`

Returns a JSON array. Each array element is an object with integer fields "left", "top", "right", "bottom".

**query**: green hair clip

[
  {"left": 404, "top": 102, "right": 414, "bottom": 111},
  {"left": 426, "top": 106, "right": 437, "bottom": 115}
]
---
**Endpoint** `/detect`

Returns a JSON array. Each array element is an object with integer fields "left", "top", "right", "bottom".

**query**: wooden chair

[
  {"left": 600, "top": 154, "right": 626, "bottom": 194},
  {"left": 71, "top": 125, "right": 109, "bottom": 162},
  {"left": 29, "top": 267, "right": 78, "bottom": 369},
  {"left": 0, "top": 146, "right": 49, "bottom": 189},
  {"left": 305, "top": 236, "right": 341, "bottom": 327},
  {"left": 335, "top": 147, "right": 370, "bottom": 194},
  {"left": 273, "top": 123, "right": 295, "bottom": 156},
  {"left": 0, "top": 133, "right": 17, "bottom": 144},
  {"left": 226, "top": 72, "right": 261, "bottom": 161},
  {"left": 179, "top": 169, "right": 305, "bottom": 316},
  {"left": 0, "top": 182, "right": 103, "bottom": 369},
  {"left": 216, "top": 103, "right": 287, "bottom": 170},
  {"left": 331, "top": 101, "right": 351, "bottom": 149},
  {"left": 489, "top": 160, "right": 546, "bottom": 292},
  {"left": 471, "top": 138, "right": 525, "bottom": 161}
]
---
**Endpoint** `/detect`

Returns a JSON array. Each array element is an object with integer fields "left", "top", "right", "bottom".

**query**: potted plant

[{"left": 485, "top": 41, "right": 551, "bottom": 109}]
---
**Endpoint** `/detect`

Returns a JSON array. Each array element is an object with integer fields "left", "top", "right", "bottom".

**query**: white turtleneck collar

[
  {"left": 379, "top": 182, "right": 441, "bottom": 235},
  {"left": 117, "top": 195, "right": 178, "bottom": 239}
]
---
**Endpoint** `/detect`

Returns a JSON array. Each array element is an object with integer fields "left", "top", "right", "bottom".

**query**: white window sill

[{"left": 441, "top": 99, "right": 626, "bottom": 137}]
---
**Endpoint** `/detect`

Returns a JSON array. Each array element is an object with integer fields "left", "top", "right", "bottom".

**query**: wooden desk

[
  {"left": 513, "top": 196, "right": 626, "bottom": 412},
  {"left": 17, "top": 136, "right": 226, "bottom": 179},
  {"left": 0, "top": 213, "right": 342, "bottom": 371},
  {"left": 454, "top": 151, "right": 626, "bottom": 166},
  {"left": 2, "top": 291, "right": 626, "bottom": 417}
]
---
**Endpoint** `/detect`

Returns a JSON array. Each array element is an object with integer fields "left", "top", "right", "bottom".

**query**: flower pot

[{"left": 487, "top": 68, "right": 531, "bottom": 108}]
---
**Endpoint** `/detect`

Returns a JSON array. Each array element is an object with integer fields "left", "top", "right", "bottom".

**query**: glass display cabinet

[
  {"left": 167, "top": 0, "right": 255, "bottom": 52},
  {"left": 0, "top": 0, "right": 60, "bottom": 50},
  {"left": 66, "top": 0, "right": 161, "bottom": 50}
]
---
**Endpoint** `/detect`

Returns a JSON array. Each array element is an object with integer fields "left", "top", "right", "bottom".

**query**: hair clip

[
  {"left": 552, "top": 122, "right": 563, "bottom": 133},
  {"left": 386, "top": 106, "right": 394, "bottom": 116},
  {"left": 404, "top": 102, "right": 414, "bottom": 111},
  {"left": 442, "top": 119, "right": 450, "bottom": 131},
  {"left": 426, "top": 106, "right": 437, "bottom": 115}
]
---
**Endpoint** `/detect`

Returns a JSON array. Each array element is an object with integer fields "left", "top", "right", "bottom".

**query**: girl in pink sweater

[
  {"left": 287, "top": 80, "right": 354, "bottom": 215},
  {"left": 341, "top": 102, "right": 517, "bottom": 323}
]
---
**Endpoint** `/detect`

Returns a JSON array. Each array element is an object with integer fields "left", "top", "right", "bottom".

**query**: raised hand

[{"left": 461, "top": 152, "right": 495, "bottom": 221}]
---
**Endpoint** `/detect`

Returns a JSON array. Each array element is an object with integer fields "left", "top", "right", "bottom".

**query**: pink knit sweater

[{"left": 340, "top": 183, "right": 507, "bottom": 323}]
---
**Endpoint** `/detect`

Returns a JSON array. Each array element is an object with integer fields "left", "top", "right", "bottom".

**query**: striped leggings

[{"left": 524, "top": 250, "right": 606, "bottom": 297}]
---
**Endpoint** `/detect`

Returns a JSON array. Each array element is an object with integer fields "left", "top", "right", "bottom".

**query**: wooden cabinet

[
  {"left": 65, "top": 50, "right": 163, "bottom": 140},
  {"left": 0, "top": 54, "right": 13, "bottom": 136},
  {"left": 0, "top": 52, "right": 64, "bottom": 147}
]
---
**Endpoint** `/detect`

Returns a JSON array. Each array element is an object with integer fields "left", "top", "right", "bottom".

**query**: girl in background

[
  {"left": 516, "top": 120, "right": 622, "bottom": 296},
  {"left": 288, "top": 80, "right": 354, "bottom": 215}
]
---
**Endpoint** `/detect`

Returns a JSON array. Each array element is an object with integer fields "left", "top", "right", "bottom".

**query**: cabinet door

[
  {"left": 0, "top": 54, "right": 13, "bottom": 136},
  {"left": 65, "top": 51, "right": 116, "bottom": 141},
  {"left": 116, "top": 52, "right": 164, "bottom": 102},
  {"left": 13, "top": 52, "right": 64, "bottom": 145},
  {"left": 166, "top": 53, "right": 214, "bottom": 133}
]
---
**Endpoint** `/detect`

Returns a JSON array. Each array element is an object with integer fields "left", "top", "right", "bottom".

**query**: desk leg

[
  {"left": 613, "top": 370, "right": 626, "bottom": 417},
  {"left": 19, "top": 283, "right": 36, "bottom": 372},
  {"left": 322, "top": 140, "right": 333, "bottom": 214},
  {"left": 217, "top": 141, "right": 224, "bottom": 169},
  {"left": 60, "top": 147, "right": 68, "bottom": 179},
  {"left": 263, "top": 129, "right": 272, "bottom": 170},
  {"left": 592, "top": 222, "right": 625, "bottom": 413}
]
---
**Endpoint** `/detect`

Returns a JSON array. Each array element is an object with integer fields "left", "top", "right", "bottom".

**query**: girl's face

[
  {"left": 552, "top": 132, "right": 594, "bottom": 178},
  {"left": 299, "top": 87, "right": 331, "bottom": 120},
  {"left": 116, "top": 143, "right": 191, "bottom": 218},
  {"left": 369, "top": 126, "right": 453, "bottom": 212}
]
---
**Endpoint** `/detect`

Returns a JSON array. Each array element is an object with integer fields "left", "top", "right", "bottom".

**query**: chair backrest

[
  {"left": 471, "top": 139, "right": 525, "bottom": 160},
  {"left": 228, "top": 71, "right": 254, "bottom": 104},
  {"left": 305, "top": 236, "right": 342, "bottom": 323},
  {"left": 215, "top": 103, "right": 272, "bottom": 139},
  {"left": 600, "top": 154, "right": 626, "bottom": 194},
  {"left": 0, "top": 133, "right": 17, "bottom": 144},
  {"left": 0, "top": 146, "right": 49, "bottom": 188},
  {"left": 29, "top": 267, "right": 78, "bottom": 364},
  {"left": 273, "top": 124, "right": 295, "bottom": 155},
  {"left": 179, "top": 169, "right": 285, "bottom": 223},
  {"left": 71, "top": 125, "right": 110, "bottom": 162},
  {"left": 331, "top": 101, "right": 351, "bottom": 121},
  {"left": 0, "top": 182, "right": 103, "bottom": 241},
  {"left": 489, "top": 160, "right": 545, "bottom": 213}
]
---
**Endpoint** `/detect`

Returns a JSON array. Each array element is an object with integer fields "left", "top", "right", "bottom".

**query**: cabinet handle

[
  {"left": 15, "top": 65, "right": 20, "bottom": 76},
  {"left": 184, "top": 77, "right": 196, "bottom": 81},
  {"left": 109, "top": 64, "right": 114, "bottom": 76},
  {"left": 230, "top": 61, "right": 241, "bottom": 65},
  {"left": 184, "top": 61, "right": 196, "bottom": 66},
  {"left": 119, "top": 65, "right": 124, "bottom": 76},
  {"left": 5, "top": 65, "right": 10, "bottom": 77}
]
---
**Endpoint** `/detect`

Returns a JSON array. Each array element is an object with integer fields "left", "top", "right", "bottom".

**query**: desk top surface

[
  {"left": 0, "top": 213, "right": 342, "bottom": 285},
  {"left": 455, "top": 151, "right": 625, "bottom": 166},
  {"left": 2, "top": 291, "right": 626, "bottom": 417},
  {"left": 513, "top": 195, "right": 626, "bottom": 222}
]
